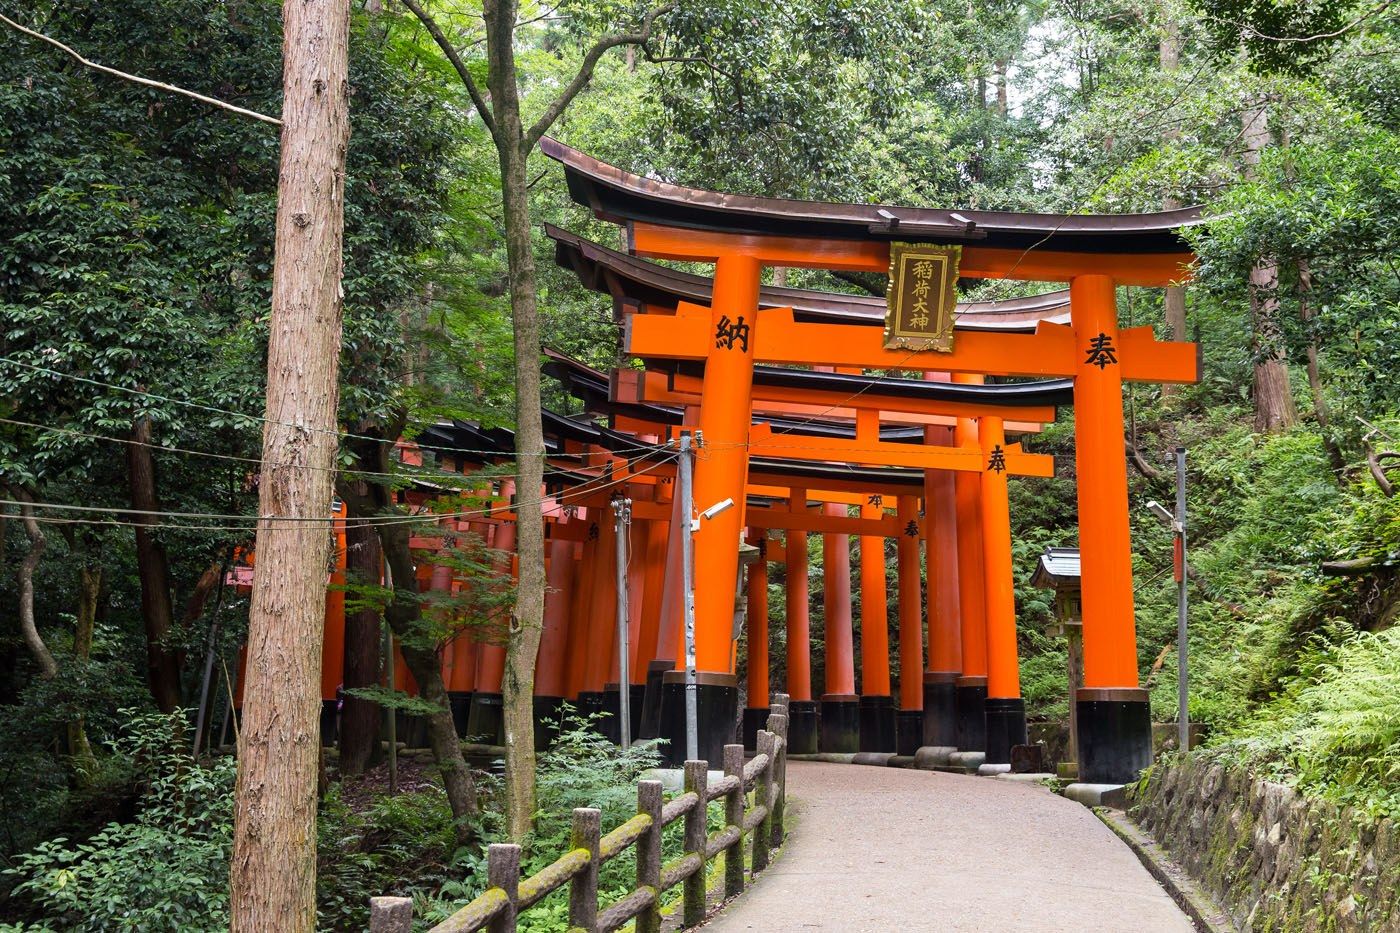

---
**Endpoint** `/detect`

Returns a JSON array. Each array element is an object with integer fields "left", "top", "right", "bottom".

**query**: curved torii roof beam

[
  {"left": 541, "top": 137, "right": 1202, "bottom": 285},
  {"left": 547, "top": 224, "right": 1071, "bottom": 332}
]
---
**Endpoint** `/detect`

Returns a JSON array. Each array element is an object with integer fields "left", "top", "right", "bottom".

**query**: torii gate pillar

[
  {"left": 1071, "top": 275, "right": 1153, "bottom": 783},
  {"left": 785, "top": 497, "right": 819, "bottom": 754},
  {"left": 923, "top": 422, "right": 962, "bottom": 748},
  {"left": 659, "top": 254, "right": 760, "bottom": 765},
  {"left": 980, "top": 416, "right": 1029, "bottom": 764},
  {"left": 953, "top": 389, "right": 989, "bottom": 753}
]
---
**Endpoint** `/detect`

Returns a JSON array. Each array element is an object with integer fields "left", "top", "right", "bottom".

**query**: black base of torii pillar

[
  {"left": 984, "top": 698, "right": 1029, "bottom": 765},
  {"left": 1076, "top": 688, "right": 1153, "bottom": 784},
  {"left": 922, "top": 672, "right": 959, "bottom": 747},
  {"left": 788, "top": 700, "right": 820, "bottom": 754},
  {"left": 955, "top": 677, "right": 988, "bottom": 752},
  {"left": 820, "top": 693, "right": 860, "bottom": 754},
  {"left": 656, "top": 671, "right": 738, "bottom": 767},
  {"left": 742, "top": 706, "right": 769, "bottom": 752},
  {"left": 858, "top": 695, "right": 896, "bottom": 753}
]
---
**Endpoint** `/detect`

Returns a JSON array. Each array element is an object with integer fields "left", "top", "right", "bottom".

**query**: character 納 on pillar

[
  {"left": 657, "top": 254, "right": 762, "bottom": 766},
  {"left": 1071, "top": 275, "right": 1153, "bottom": 784},
  {"left": 979, "top": 415, "right": 1028, "bottom": 765}
]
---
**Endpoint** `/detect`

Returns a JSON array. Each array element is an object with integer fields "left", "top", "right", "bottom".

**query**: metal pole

[
  {"left": 613, "top": 494, "right": 633, "bottom": 750},
  {"left": 678, "top": 432, "right": 699, "bottom": 762},
  {"left": 383, "top": 556, "right": 398, "bottom": 795},
  {"left": 1175, "top": 446, "right": 1189, "bottom": 754}
]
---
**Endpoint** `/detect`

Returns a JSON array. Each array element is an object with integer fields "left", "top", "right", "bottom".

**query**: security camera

[{"left": 701, "top": 498, "right": 735, "bottom": 521}]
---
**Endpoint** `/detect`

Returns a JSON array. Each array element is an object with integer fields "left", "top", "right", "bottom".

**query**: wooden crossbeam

[
  {"left": 629, "top": 222, "right": 1195, "bottom": 287},
  {"left": 625, "top": 304, "right": 1198, "bottom": 384},
  {"left": 746, "top": 424, "right": 1054, "bottom": 477}
]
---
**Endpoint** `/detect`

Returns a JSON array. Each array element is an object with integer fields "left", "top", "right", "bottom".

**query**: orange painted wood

[
  {"left": 630, "top": 222, "right": 1194, "bottom": 286},
  {"left": 1071, "top": 276, "right": 1141, "bottom": 690},
  {"left": 785, "top": 493, "right": 813, "bottom": 703},
  {"left": 691, "top": 254, "right": 763, "bottom": 674},
  {"left": 633, "top": 514, "right": 670, "bottom": 682},
  {"left": 979, "top": 416, "right": 1021, "bottom": 701},
  {"left": 627, "top": 303, "right": 1197, "bottom": 383},
  {"left": 822, "top": 502, "right": 856, "bottom": 696},
  {"left": 952, "top": 387, "right": 989, "bottom": 680},
  {"left": 746, "top": 422, "right": 1054, "bottom": 477},
  {"left": 321, "top": 511, "right": 347, "bottom": 701},
  {"left": 535, "top": 536, "right": 574, "bottom": 698},
  {"left": 859, "top": 500, "right": 892, "bottom": 698},
  {"left": 923, "top": 422, "right": 962, "bottom": 676},
  {"left": 896, "top": 495, "right": 925, "bottom": 710},
  {"left": 746, "top": 531, "right": 771, "bottom": 709},
  {"left": 563, "top": 524, "right": 599, "bottom": 698},
  {"left": 582, "top": 511, "right": 617, "bottom": 693}
]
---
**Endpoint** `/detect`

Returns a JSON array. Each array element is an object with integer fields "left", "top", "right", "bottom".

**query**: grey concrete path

[{"left": 703, "top": 761, "right": 1194, "bottom": 932}]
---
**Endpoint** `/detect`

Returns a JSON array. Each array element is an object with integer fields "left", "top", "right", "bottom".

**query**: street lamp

[{"left": 1145, "top": 447, "right": 1189, "bottom": 753}]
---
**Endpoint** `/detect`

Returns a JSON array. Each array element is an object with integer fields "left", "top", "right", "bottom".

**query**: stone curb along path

[
  {"left": 698, "top": 760, "right": 1195, "bottom": 932},
  {"left": 1097, "top": 807, "right": 1235, "bottom": 932}
]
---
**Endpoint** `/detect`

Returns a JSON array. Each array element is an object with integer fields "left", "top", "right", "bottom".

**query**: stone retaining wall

[{"left": 1127, "top": 756, "right": 1400, "bottom": 932}]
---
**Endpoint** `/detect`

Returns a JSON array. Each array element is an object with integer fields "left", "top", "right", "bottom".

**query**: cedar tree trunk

[
  {"left": 128, "top": 416, "right": 184, "bottom": 712},
  {"left": 229, "top": 0, "right": 350, "bottom": 928}
]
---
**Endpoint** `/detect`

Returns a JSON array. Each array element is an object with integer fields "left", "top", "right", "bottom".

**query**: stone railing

[
  {"left": 371, "top": 697, "right": 790, "bottom": 933},
  {"left": 1128, "top": 754, "right": 1400, "bottom": 931}
]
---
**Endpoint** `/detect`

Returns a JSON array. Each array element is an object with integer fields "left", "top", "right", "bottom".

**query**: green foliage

[{"left": 2, "top": 712, "right": 235, "bottom": 932}]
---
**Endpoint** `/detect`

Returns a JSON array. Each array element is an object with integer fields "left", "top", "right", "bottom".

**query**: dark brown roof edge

[
  {"left": 541, "top": 137, "right": 1203, "bottom": 254},
  {"left": 547, "top": 224, "right": 1071, "bottom": 332}
]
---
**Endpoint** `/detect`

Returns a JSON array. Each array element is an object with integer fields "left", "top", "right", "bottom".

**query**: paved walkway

[{"left": 703, "top": 761, "right": 1193, "bottom": 932}]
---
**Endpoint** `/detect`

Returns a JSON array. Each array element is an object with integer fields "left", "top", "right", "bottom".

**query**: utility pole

[
  {"left": 613, "top": 493, "right": 633, "bottom": 750},
  {"left": 1174, "top": 447, "right": 1189, "bottom": 753},
  {"left": 677, "top": 432, "right": 698, "bottom": 762}
]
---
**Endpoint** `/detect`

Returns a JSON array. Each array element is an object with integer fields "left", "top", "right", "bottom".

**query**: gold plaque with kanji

[{"left": 884, "top": 243, "right": 960, "bottom": 352}]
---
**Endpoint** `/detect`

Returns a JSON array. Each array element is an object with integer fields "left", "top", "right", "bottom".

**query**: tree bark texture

[
  {"left": 8, "top": 487, "right": 57, "bottom": 679},
  {"left": 229, "top": 0, "right": 350, "bottom": 929},
  {"left": 1241, "top": 98, "right": 1297, "bottom": 433},
  {"left": 127, "top": 417, "right": 184, "bottom": 712},
  {"left": 339, "top": 516, "right": 383, "bottom": 776},
  {"left": 485, "top": 0, "right": 547, "bottom": 843}
]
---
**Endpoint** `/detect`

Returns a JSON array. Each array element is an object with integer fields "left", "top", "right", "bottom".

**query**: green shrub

[{"left": 2, "top": 711, "right": 234, "bottom": 932}]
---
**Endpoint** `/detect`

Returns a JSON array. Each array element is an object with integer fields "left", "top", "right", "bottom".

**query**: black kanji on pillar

[
  {"left": 987, "top": 445, "right": 1007, "bottom": 474},
  {"left": 1085, "top": 332, "right": 1118, "bottom": 369},
  {"left": 715, "top": 315, "right": 751, "bottom": 351}
]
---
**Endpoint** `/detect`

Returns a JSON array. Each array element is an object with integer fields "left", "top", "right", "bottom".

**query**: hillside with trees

[{"left": 1, "top": 0, "right": 1398, "bottom": 928}]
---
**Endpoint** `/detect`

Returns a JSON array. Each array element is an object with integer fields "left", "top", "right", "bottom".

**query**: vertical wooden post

[
  {"left": 568, "top": 808, "right": 600, "bottom": 931},
  {"left": 487, "top": 843, "right": 520, "bottom": 933},
  {"left": 723, "top": 744, "right": 746, "bottom": 899},
  {"left": 636, "top": 780, "right": 664, "bottom": 933},
  {"left": 895, "top": 496, "right": 924, "bottom": 711},
  {"left": 692, "top": 254, "right": 762, "bottom": 675},
  {"left": 753, "top": 730, "right": 774, "bottom": 873},
  {"left": 766, "top": 705, "right": 789, "bottom": 846},
  {"left": 1070, "top": 273, "right": 1152, "bottom": 783},
  {"left": 784, "top": 500, "right": 811, "bottom": 702},
  {"left": 682, "top": 760, "right": 710, "bottom": 927},
  {"left": 857, "top": 495, "right": 891, "bottom": 699}
]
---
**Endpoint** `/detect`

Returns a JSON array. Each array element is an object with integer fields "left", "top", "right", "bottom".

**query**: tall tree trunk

[
  {"left": 1297, "top": 259, "right": 1344, "bottom": 473},
  {"left": 229, "top": 0, "right": 350, "bottom": 927},
  {"left": 66, "top": 560, "right": 101, "bottom": 782},
  {"left": 1241, "top": 97, "right": 1297, "bottom": 433},
  {"left": 8, "top": 487, "right": 57, "bottom": 679},
  {"left": 1159, "top": 14, "right": 1187, "bottom": 401},
  {"left": 485, "top": 0, "right": 547, "bottom": 843},
  {"left": 127, "top": 417, "right": 184, "bottom": 712},
  {"left": 338, "top": 515, "right": 382, "bottom": 776},
  {"left": 994, "top": 60, "right": 1008, "bottom": 116}
]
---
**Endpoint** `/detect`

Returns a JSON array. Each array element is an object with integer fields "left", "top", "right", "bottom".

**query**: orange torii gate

[
  {"left": 543, "top": 138, "right": 1201, "bottom": 783},
  {"left": 546, "top": 344, "right": 1069, "bottom": 761}
]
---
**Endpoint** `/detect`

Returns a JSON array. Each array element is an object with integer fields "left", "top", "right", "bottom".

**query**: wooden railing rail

[{"left": 371, "top": 695, "right": 792, "bottom": 933}]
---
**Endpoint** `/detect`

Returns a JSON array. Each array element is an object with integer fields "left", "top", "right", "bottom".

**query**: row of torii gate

[{"left": 274, "top": 142, "right": 1202, "bottom": 787}]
